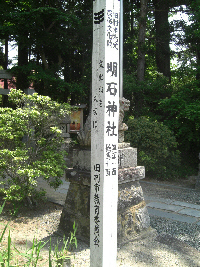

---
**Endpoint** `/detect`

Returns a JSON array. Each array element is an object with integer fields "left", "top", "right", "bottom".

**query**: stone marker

[
  {"left": 91, "top": 0, "right": 120, "bottom": 266},
  {"left": 59, "top": 0, "right": 150, "bottom": 264}
]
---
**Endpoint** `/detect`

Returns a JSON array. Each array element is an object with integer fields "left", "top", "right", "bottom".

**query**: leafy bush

[
  {"left": 0, "top": 89, "right": 71, "bottom": 205},
  {"left": 158, "top": 80, "right": 200, "bottom": 171},
  {"left": 125, "top": 116, "right": 181, "bottom": 180}
]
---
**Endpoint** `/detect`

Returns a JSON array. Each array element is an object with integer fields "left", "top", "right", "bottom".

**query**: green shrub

[
  {"left": 0, "top": 89, "right": 71, "bottom": 205},
  {"left": 125, "top": 116, "right": 181, "bottom": 180}
]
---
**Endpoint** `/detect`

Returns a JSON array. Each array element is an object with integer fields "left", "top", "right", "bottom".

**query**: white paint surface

[{"left": 91, "top": 0, "right": 120, "bottom": 266}]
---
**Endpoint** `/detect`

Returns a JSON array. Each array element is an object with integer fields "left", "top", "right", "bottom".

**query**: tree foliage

[
  {"left": 125, "top": 116, "right": 181, "bottom": 180},
  {"left": 123, "top": 71, "right": 172, "bottom": 118},
  {"left": 0, "top": 89, "right": 71, "bottom": 204},
  {"left": 1, "top": 0, "right": 200, "bottom": 179},
  {"left": 158, "top": 79, "right": 200, "bottom": 167},
  {"left": 0, "top": 0, "right": 93, "bottom": 103}
]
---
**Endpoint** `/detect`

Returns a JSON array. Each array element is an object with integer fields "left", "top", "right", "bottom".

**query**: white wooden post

[{"left": 91, "top": 0, "right": 120, "bottom": 266}]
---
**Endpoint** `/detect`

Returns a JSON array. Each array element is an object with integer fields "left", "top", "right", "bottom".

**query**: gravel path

[
  {"left": 69, "top": 179, "right": 200, "bottom": 266},
  {"left": 141, "top": 180, "right": 200, "bottom": 253}
]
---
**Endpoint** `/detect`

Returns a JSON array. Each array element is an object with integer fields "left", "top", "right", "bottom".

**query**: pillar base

[{"left": 59, "top": 166, "right": 150, "bottom": 245}]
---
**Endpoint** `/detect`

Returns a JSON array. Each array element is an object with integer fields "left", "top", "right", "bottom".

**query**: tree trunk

[
  {"left": 196, "top": 50, "right": 200, "bottom": 81},
  {"left": 137, "top": 0, "right": 148, "bottom": 81},
  {"left": 154, "top": 0, "right": 171, "bottom": 82},
  {"left": 17, "top": 37, "right": 29, "bottom": 91},
  {"left": 135, "top": 0, "right": 148, "bottom": 118},
  {"left": 2, "top": 36, "right": 9, "bottom": 107}
]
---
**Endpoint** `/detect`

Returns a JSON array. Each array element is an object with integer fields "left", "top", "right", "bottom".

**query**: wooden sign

[{"left": 91, "top": 0, "right": 120, "bottom": 266}]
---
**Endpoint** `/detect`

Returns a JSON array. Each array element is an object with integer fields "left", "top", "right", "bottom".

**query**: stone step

[{"left": 72, "top": 146, "right": 137, "bottom": 171}]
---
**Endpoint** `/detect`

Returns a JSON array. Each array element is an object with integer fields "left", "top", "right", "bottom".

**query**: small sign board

[{"left": 70, "top": 110, "right": 82, "bottom": 132}]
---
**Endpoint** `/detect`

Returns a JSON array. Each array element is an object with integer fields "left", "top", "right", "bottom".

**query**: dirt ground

[
  {"left": 0, "top": 199, "right": 71, "bottom": 266},
  {"left": 0, "top": 177, "right": 200, "bottom": 266}
]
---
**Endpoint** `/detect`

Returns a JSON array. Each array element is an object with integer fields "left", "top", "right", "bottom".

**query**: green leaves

[
  {"left": 159, "top": 81, "right": 200, "bottom": 149},
  {"left": 0, "top": 89, "right": 71, "bottom": 204},
  {"left": 0, "top": 202, "right": 77, "bottom": 266},
  {"left": 0, "top": 0, "right": 92, "bottom": 103},
  {"left": 125, "top": 116, "right": 181, "bottom": 180}
]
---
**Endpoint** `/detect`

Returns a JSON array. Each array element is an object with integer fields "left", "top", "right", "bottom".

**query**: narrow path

[{"left": 38, "top": 177, "right": 200, "bottom": 226}]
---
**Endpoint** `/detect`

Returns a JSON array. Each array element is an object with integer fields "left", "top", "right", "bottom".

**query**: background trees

[
  {"left": 0, "top": 0, "right": 93, "bottom": 103},
  {"left": 0, "top": 0, "right": 200, "bottom": 179}
]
